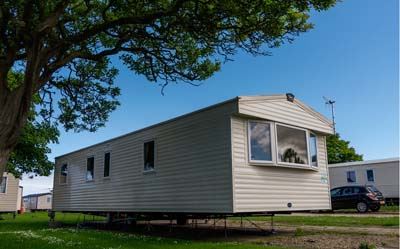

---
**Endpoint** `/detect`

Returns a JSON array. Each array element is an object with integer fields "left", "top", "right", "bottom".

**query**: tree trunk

[{"left": 0, "top": 80, "right": 33, "bottom": 183}]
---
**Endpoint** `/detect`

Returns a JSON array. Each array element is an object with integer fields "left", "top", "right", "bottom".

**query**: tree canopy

[
  {"left": 326, "top": 133, "right": 363, "bottom": 164},
  {"left": 0, "top": 0, "right": 337, "bottom": 178}
]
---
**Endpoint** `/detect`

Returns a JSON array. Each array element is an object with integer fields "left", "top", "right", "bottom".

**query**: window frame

[
  {"left": 275, "top": 123, "right": 311, "bottom": 168},
  {"left": 59, "top": 163, "right": 68, "bottom": 185},
  {"left": 103, "top": 151, "right": 111, "bottom": 178},
  {"left": 366, "top": 169, "right": 374, "bottom": 182},
  {"left": 0, "top": 176, "right": 7, "bottom": 194},
  {"left": 86, "top": 156, "right": 95, "bottom": 182},
  {"left": 247, "top": 120, "right": 276, "bottom": 165},
  {"left": 143, "top": 139, "right": 156, "bottom": 173},
  {"left": 346, "top": 170, "right": 356, "bottom": 183},
  {"left": 309, "top": 132, "right": 319, "bottom": 167}
]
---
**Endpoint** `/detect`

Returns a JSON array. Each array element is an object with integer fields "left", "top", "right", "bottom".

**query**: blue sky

[{"left": 22, "top": 0, "right": 399, "bottom": 194}]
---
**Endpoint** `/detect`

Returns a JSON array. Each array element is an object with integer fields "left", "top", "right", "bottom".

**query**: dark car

[{"left": 330, "top": 185, "right": 385, "bottom": 213}]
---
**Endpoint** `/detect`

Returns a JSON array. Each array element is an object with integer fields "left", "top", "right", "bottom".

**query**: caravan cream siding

[
  {"left": 231, "top": 115, "right": 331, "bottom": 212},
  {"left": 0, "top": 173, "right": 20, "bottom": 213},
  {"left": 53, "top": 101, "right": 236, "bottom": 213},
  {"left": 238, "top": 97, "right": 332, "bottom": 134}
]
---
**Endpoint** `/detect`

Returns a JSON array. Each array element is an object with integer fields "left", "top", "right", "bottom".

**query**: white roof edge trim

[{"left": 328, "top": 157, "right": 400, "bottom": 167}]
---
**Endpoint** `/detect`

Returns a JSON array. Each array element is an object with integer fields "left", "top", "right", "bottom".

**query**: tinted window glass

[
  {"left": 86, "top": 157, "right": 94, "bottom": 181},
  {"left": 346, "top": 171, "right": 356, "bottom": 183},
  {"left": 330, "top": 188, "right": 342, "bottom": 197},
  {"left": 144, "top": 141, "right": 155, "bottom": 171},
  {"left": 104, "top": 152, "right": 110, "bottom": 177},
  {"left": 342, "top": 187, "right": 353, "bottom": 195},
  {"left": 0, "top": 177, "right": 6, "bottom": 193},
  {"left": 249, "top": 121, "right": 272, "bottom": 161},
  {"left": 277, "top": 125, "right": 308, "bottom": 165},
  {"left": 309, "top": 133, "right": 318, "bottom": 167},
  {"left": 366, "top": 170, "right": 374, "bottom": 182}
]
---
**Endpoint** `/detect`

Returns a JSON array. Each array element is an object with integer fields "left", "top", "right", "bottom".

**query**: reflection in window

[
  {"left": 60, "top": 164, "right": 68, "bottom": 184},
  {"left": 86, "top": 157, "right": 94, "bottom": 181},
  {"left": 277, "top": 125, "right": 308, "bottom": 165},
  {"left": 249, "top": 121, "right": 272, "bottom": 161},
  {"left": 309, "top": 133, "right": 318, "bottom": 167},
  {"left": 347, "top": 171, "right": 356, "bottom": 183},
  {"left": 0, "top": 177, "right": 6, "bottom": 193},
  {"left": 366, "top": 170, "right": 374, "bottom": 182}
]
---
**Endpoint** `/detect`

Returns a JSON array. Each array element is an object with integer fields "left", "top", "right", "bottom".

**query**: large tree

[
  {"left": 0, "top": 0, "right": 337, "bottom": 178},
  {"left": 326, "top": 133, "right": 363, "bottom": 164}
]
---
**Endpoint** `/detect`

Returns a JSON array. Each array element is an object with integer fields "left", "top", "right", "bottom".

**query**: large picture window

[
  {"left": 144, "top": 141, "right": 155, "bottom": 171},
  {"left": 248, "top": 121, "right": 273, "bottom": 162},
  {"left": 276, "top": 125, "right": 309, "bottom": 165},
  {"left": 0, "top": 177, "right": 6, "bottom": 193},
  {"left": 60, "top": 164, "right": 68, "bottom": 184},
  {"left": 86, "top": 157, "right": 94, "bottom": 181}
]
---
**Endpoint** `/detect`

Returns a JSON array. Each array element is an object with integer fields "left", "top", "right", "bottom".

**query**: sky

[{"left": 21, "top": 0, "right": 399, "bottom": 195}]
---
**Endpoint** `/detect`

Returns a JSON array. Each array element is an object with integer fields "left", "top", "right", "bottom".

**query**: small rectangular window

[
  {"left": 366, "top": 169, "right": 374, "bottom": 182},
  {"left": 277, "top": 124, "right": 308, "bottom": 165},
  {"left": 47, "top": 197, "right": 51, "bottom": 203},
  {"left": 60, "top": 164, "right": 68, "bottom": 184},
  {"left": 86, "top": 157, "right": 94, "bottom": 181},
  {"left": 309, "top": 133, "right": 318, "bottom": 167},
  {"left": 347, "top": 171, "right": 356, "bottom": 183},
  {"left": 104, "top": 152, "right": 110, "bottom": 177},
  {"left": 248, "top": 121, "right": 273, "bottom": 162},
  {"left": 144, "top": 141, "right": 155, "bottom": 171},
  {"left": 0, "top": 177, "right": 7, "bottom": 193}
]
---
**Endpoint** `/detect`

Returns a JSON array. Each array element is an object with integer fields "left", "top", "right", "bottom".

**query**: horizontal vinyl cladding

[
  {"left": 0, "top": 173, "right": 19, "bottom": 212},
  {"left": 238, "top": 98, "right": 332, "bottom": 134},
  {"left": 53, "top": 101, "right": 237, "bottom": 213},
  {"left": 231, "top": 108, "right": 331, "bottom": 212}
]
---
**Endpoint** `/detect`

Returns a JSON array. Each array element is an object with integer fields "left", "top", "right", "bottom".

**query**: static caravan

[
  {"left": 53, "top": 94, "right": 334, "bottom": 217},
  {"left": 0, "top": 172, "right": 21, "bottom": 214},
  {"left": 329, "top": 158, "right": 399, "bottom": 202},
  {"left": 23, "top": 192, "right": 52, "bottom": 211}
]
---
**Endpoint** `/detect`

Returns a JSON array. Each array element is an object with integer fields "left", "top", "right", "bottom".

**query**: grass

[
  {"left": 378, "top": 205, "right": 399, "bottom": 212},
  {"left": 245, "top": 215, "right": 399, "bottom": 227},
  {"left": 0, "top": 212, "right": 289, "bottom": 249}
]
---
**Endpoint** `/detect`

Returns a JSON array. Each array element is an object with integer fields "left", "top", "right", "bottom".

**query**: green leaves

[
  {"left": 6, "top": 121, "right": 59, "bottom": 178},
  {"left": 326, "top": 133, "right": 363, "bottom": 164}
]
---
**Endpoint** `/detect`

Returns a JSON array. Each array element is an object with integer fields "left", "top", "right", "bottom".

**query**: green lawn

[
  {"left": 0, "top": 212, "right": 287, "bottom": 249},
  {"left": 243, "top": 215, "right": 399, "bottom": 227}
]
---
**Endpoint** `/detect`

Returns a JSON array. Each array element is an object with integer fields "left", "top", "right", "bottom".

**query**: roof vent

[{"left": 286, "top": 93, "right": 295, "bottom": 102}]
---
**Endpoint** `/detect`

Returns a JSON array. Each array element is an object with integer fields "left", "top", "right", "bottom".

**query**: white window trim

[
  {"left": 247, "top": 120, "right": 276, "bottom": 165},
  {"left": 103, "top": 151, "right": 111, "bottom": 179},
  {"left": 59, "top": 163, "right": 68, "bottom": 185},
  {"left": 143, "top": 139, "right": 157, "bottom": 173},
  {"left": 275, "top": 123, "right": 311, "bottom": 168},
  {"left": 309, "top": 132, "right": 319, "bottom": 168},
  {"left": 366, "top": 169, "right": 375, "bottom": 182},
  {"left": 0, "top": 176, "right": 7, "bottom": 194},
  {"left": 86, "top": 156, "right": 95, "bottom": 182}
]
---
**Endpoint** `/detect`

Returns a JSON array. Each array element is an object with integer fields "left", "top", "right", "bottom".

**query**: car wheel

[
  {"left": 356, "top": 202, "right": 368, "bottom": 213},
  {"left": 370, "top": 205, "right": 380, "bottom": 212}
]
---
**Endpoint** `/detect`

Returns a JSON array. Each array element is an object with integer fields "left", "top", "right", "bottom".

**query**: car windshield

[{"left": 367, "top": 186, "right": 380, "bottom": 193}]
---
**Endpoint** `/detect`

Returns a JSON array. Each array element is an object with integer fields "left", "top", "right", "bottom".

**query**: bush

[{"left": 359, "top": 242, "right": 376, "bottom": 249}]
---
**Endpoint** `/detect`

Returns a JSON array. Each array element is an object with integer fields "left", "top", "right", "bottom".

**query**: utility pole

[{"left": 323, "top": 97, "right": 336, "bottom": 134}]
